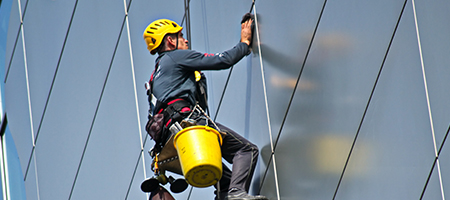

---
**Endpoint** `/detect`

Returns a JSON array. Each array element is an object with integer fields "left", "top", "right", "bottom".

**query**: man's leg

[
  {"left": 215, "top": 123, "right": 266, "bottom": 199},
  {"left": 215, "top": 164, "right": 231, "bottom": 200},
  {"left": 194, "top": 119, "right": 232, "bottom": 199},
  {"left": 216, "top": 122, "right": 258, "bottom": 192}
]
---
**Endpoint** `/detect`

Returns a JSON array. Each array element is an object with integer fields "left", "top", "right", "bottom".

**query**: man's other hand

[{"left": 240, "top": 17, "right": 253, "bottom": 46}]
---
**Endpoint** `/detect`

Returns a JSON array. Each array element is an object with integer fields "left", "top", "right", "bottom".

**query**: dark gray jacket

[{"left": 151, "top": 42, "right": 250, "bottom": 112}]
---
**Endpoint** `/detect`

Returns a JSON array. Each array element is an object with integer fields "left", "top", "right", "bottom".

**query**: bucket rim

[{"left": 173, "top": 125, "right": 223, "bottom": 148}]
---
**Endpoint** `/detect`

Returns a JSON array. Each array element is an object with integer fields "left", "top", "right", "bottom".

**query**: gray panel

[
  {"left": 213, "top": 56, "right": 265, "bottom": 136},
  {"left": 268, "top": 0, "right": 414, "bottom": 199},
  {"left": 335, "top": 1, "right": 438, "bottom": 199},
  {"left": 189, "top": 0, "right": 251, "bottom": 52},
  {"left": 5, "top": 0, "right": 20, "bottom": 75},
  {"left": 68, "top": 27, "right": 143, "bottom": 199},
  {"left": 21, "top": 0, "right": 77, "bottom": 131},
  {"left": 32, "top": 0, "right": 126, "bottom": 199},
  {"left": 24, "top": 155, "right": 38, "bottom": 200},
  {"left": 253, "top": 0, "right": 326, "bottom": 140},
  {"left": 4, "top": 28, "right": 33, "bottom": 175}
]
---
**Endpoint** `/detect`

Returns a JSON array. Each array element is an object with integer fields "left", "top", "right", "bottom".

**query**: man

[{"left": 143, "top": 15, "right": 267, "bottom": 200}]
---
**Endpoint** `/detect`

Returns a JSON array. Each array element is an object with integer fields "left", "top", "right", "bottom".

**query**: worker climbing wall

[{"left": 3, "top": 0, "right": 450, "bottom": 199}]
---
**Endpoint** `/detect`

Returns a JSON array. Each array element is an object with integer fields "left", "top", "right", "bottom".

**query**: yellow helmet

[{"left": 143, "top": 19, "right": 183, "bottom": 55}]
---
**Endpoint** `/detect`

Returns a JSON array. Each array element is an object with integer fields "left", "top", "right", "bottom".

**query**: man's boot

[{"left": 226, "top": 189, "right": 268, "bottom": 200}]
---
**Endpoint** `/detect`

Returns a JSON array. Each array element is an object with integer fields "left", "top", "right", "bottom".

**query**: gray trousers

[{"left": 197, "top": 120, "right": 259, "bottom": 199}]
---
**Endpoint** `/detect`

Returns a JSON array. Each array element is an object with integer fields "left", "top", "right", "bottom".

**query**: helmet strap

[{"left": 175, "top": 33, "right": 179, "bottom": 50}]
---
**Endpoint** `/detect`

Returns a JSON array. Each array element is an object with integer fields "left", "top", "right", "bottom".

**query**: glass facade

[
  {"left": 3, "top": 0, "right": 450, "bottom": 199},
  {"left": 1, "top": 0, "right": 27, "bottom": 199},
  {"left": 1, "top": 117, "right": 27, "bottom": 200}
]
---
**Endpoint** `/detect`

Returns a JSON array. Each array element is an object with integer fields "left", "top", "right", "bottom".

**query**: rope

[
  {"left": 17, "top": 1, "right": 41, "bottom": 199},
  {"left": 123, "top": 0, "right": 147, "bottom": 184},
  {"left": 122, "top": 1, "right": 149, "bottom": 199},
  {"left": 12, "top": 1, "right": 40, "bottom": 200},
  {"left": 412, "top": 0, "right": 445, "bottom": 198},
  {"left": 252, "top": 3, "right": 281, "bottom": 199}
]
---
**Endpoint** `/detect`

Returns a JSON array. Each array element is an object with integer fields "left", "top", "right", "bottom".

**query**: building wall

[{"left": 3, "top": 0, "right": 450, "bottom": 199}]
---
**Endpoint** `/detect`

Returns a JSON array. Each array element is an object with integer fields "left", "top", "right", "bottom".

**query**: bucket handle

[
  {"left": 205, "top": 126, "right": 222, "bottom": 146},
  {"left": 187, "top": 105, "right": 221, "bottom": 132}
]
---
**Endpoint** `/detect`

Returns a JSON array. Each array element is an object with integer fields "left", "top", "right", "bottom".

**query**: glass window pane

[{"left": 3, "top": 120, "right": 26, "bottom": 200}]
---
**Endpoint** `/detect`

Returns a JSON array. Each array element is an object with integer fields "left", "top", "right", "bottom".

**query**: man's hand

[{"left": 240, "top": 18, "right": 253, "bottom": 46}]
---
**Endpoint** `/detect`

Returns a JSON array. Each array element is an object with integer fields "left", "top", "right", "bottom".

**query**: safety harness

[{"left": 145, "top": 60, "right": 208, "bottom": 152}]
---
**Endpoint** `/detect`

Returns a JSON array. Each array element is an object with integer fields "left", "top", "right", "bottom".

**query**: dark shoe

[
  {"left": 226, "top": 191, "right": 268, "bottom": 200},
  {"left": 215, "top": 192, "right": 228, "bottom": 200}
]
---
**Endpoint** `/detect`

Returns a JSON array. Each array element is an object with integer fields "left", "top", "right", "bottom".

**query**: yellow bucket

[{"left": 174, "top": 125, "right": 222, "bottom": 188}]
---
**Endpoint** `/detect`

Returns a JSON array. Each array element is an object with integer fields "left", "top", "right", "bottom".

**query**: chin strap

[{"left": 175, "top": 34, "right": 179, "bottom": 50}]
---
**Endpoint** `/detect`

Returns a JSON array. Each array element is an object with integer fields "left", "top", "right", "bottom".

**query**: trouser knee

[{"left": 247, "top": 142, "right": 259, "bottom": 157}]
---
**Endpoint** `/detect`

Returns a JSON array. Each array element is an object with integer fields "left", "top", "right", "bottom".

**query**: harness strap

[
  {"left": 146, "top": 61, "right": 160, "bottom": 116},
  {"left": 157, "top": 98, "right": 192, "bottom": 128}
]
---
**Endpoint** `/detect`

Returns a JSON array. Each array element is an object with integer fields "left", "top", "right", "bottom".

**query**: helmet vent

[{"left": 144, "top": 19, "right": 181, "bottom": 54}]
